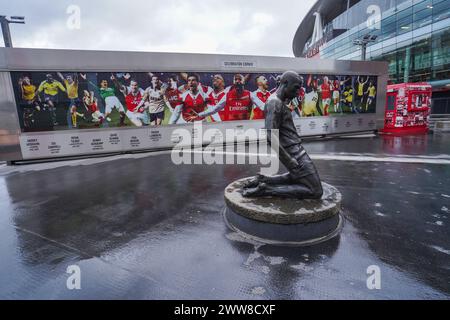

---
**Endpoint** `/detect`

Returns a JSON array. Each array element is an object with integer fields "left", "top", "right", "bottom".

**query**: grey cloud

[{"left": 1, "top": 0, "right": 315, "bottom": 56}]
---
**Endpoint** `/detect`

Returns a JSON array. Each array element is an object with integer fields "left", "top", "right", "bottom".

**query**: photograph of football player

[
  {"left": 204, "top": 74, "right": 229, "bottom": 122},
  {"left": 331, "top": 76, "right": 342, "bottom": 113},
  {"left": 317, "top": 76, "right": 332, "bottom": 116},
  {"left": 37, "top": 73, "right": 66, "bottom": 126},
  {"left": 116, "top": 77, "right": 149, "bottom": 127},
  {"left": 18, "top": 75, "right": 41, "bottom": 129},
  {"left": 356, "top": 76, "right": 369, "bottom": 111},
  {"left": 341, "top": 84, "right": 355, "bottom": 113},
  {"left": 169, "top": 74, "right": 209, "bottom": 124},
  {"left": 57, "top": 72, "right": 85, "bottom": 129},
  {"left": 178, "top": 72, "right": 210, "bottom": 95},
  {"left": 195, "top": 74, "right": 261, "bottom": 122},
  {"left": 137, "top": 73, "right": 169, "bottom": 126},
  {"left": 337, "top": 76, "right": 352, "bottom": 113},
  {"left": 177, "top": 72, "right": 190, "bottom": 94},
  {"left": 18, "top": 75, "right": 37, "bottom": 105},
  {"left": 269, "top": 75, "right": 281, "bottom": 94},
  {"left": 302, "top": 74, "right": 321, "bottom": 117},
  {"left": 412, "top": 92, "right": 429, "bottom": 110},
  {"left": 165, "top": 74, "right": 182, "bottom": 113},
  {"left": 82, "top": 90, "right": 105, "bottom": 125},
  {"left": 365, "top": 80, "right": 377, "bottom": 112},
  {"left": 251, "top": 75, "right": 271, "bottom": 120},
  {"left": 81, "top": 73, "right": 126, "bottom": 126},
  {"left": 290, "top": 82, "right": 305, "bottom": 119}
]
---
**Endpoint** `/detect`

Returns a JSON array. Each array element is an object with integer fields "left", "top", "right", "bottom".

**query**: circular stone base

[{"left": 223, "top": 177, "right": 343, "bottom": 246}]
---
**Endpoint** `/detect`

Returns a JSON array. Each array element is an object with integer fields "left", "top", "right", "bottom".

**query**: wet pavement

[{"left": 0, "top": 133, "right": 449, "bottom": 300}]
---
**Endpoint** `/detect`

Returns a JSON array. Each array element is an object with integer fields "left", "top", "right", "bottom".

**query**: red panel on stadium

[{"left": 381, "top": 83, "right": 432, "bottom": 135}]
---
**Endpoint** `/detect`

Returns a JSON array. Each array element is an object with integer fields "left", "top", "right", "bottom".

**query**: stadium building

[{"left": 293, "top": 0, "right": 450, "bottom": 114}]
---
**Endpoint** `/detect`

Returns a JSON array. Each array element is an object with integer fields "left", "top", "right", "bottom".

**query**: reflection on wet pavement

[{"left": 0, "top": 134, "right": 448, "bottom": 299}]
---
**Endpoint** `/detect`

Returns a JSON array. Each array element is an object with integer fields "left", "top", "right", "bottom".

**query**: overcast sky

[{"left": 1, "top": 0, "right": 316, "bottom": 57}]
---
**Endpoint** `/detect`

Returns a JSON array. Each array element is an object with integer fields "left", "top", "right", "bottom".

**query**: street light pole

[
  {"left": 0, "top": 16, "right": 12, "bottom": 47},
  {"left": 361, "top": 43, "right": 367, "bottom": 61},
  {"left": 0, "top": 15, "right": 25, "bottom": 48},
  {"left": 353, "top": 34, "right": 377, "bottom": 61}
]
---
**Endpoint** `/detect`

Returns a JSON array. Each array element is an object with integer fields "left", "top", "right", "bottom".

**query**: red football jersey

[
  {"left": 321, "top": 83, "right": 331, "bottom": 100},
  {"left": 208, "top": 90, "right": 227, "bottom": 121},
  {"left": 125, "top": 91, "right": 143, "bottom": 112},
  {"left": 165, "top": 88, "right": 182, "bottom": 109},
  {"left": 201, "top": 84, "right": 210, "bottom": 94},
  {"left": 87, "top": 102, "right": 99, "bottom": 113},
  {"left": 222, "top": 88, "right": 252, "bottom": 121},
  {"left": 181, "top": 90, "right": 207, "bottom": 121},
  {"left": 298, "top": 87, "right": 305, "bottom": 102},
  {"left": 252, "top": 89, "right": 271, "bottom": 120},
  {"left": 310, "top": 77, "right": 319, "bottom": 90},
  {"left": 333, "top": 80, "right": 340, "bottom": 91}
]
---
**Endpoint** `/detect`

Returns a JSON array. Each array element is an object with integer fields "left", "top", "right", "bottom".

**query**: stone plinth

[{"left": 223, "top": 177, "right": 343, "bottom": 246}]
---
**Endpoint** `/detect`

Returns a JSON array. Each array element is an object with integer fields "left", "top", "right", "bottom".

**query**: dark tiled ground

[{"left": 0, "top": 133, "right": 449, "bottom": 299}]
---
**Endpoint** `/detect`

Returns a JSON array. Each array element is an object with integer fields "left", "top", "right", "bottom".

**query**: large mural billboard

[{"left": 11, "top": 71, "right": 378, "bottom": 132}]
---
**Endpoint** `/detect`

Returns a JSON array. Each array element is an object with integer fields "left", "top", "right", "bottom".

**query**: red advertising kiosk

[{"left": 381, "top": 83, "right": 432, "bottom": 134}]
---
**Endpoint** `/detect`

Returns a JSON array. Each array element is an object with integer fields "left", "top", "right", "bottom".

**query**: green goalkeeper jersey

[{"left": 99, "top": 87, "right": 116, "bottom": 100}]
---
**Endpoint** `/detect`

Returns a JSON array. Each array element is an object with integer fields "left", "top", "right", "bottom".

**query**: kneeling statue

[{"left": 242, "top": 71, "right": 323, "bottom": 199}]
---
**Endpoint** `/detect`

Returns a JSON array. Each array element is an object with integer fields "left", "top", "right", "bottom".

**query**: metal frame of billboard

[{"left": 0, "top": 48, "right": 388, "bottom": 161}]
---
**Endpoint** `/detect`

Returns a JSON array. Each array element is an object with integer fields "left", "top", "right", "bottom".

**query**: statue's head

[{"left": 280, "top": 71, "right": 303, "bottom": 100}]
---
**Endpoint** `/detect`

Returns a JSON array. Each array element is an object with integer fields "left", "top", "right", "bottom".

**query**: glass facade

[{"left": 317, "top": 0, "right": 450, "bottom": 86}]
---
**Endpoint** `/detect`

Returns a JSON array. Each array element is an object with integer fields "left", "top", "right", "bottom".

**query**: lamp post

[
  {"left": 0, "top": 15, "right": 25, "bottom": 48},
  {"left": 353, "top": 34, "right": 378, "bottom": 61}
]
